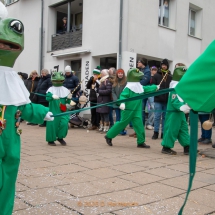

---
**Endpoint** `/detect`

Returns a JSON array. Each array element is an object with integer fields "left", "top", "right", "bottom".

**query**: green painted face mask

[
  {"left": 0, "top": 17, "right": 24, "bottom": 67},
  {"left": 127, "top": 68, "right": 144, "bottom": 82},
  {"left": 51, "top": 71, "right": 65, "bottom": 87}
]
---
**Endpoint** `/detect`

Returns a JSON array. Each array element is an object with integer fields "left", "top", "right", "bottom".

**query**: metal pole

[
  {"left": 67, "top": 1, "right": 71, "bottom": 32},
  {"left": 40, "top": 0, "right": 44, "bottom": 73},
  {"left": 118, "top": 0, "right": 123, "bottom": 68}
]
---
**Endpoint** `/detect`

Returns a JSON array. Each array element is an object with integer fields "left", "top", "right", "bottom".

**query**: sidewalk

[{"left": 13, "top": 123, "right": 215, "bottom": 215}]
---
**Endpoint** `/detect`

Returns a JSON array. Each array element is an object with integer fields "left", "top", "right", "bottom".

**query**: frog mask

[
  {"left": 0, "top": 9, "right": 24, "bottom": 67},
  {"left": 127, "top": 68, "right": 144, "bottom": 82},
  {"left": 51, "top": 71, "right": 65, "bottom": 87}
]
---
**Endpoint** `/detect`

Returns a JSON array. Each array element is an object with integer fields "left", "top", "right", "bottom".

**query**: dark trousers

[
  {"left": 199, "top": 114, "right": 212, "bottom": 139},
  {"left": 90, "top": 102, "right": 100, "bottom": 127}
]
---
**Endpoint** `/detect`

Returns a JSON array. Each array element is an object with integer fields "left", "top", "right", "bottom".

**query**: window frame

[
  {"left": 158, "top": 0, "right": 170, "bottom": 27},
  {"left": 188, "top": 9, "right": 196, "bottom": 37}
]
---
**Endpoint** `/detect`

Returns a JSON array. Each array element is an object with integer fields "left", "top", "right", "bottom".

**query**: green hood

[
  {"left": 0, "top": 17, "right": 24, "bottom": 67},
  {"left": 172, "top": 66, "right": 187, "bottom": 81},
  {"left": 127, "top": 68, "right": 144, "bottom": 82},
  {"left": 51, "top": 71, "right": 65, "bottom": 87},
  {"left": 175, "top": 40, "right": 215, "bottom": 112}
]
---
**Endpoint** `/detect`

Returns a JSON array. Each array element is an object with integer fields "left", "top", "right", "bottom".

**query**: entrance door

[{"left": 71, "top": 60, "right": 81, "bottom": 81}]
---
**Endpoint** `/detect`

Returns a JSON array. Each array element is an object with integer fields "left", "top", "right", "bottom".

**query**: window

[
  {"left": 159, "top": 0, "right": 169, "bottom": 27},
  {"left": 6, "top": 0, "right": 18, "bottom": 5},
  {"left": 188, "top": 4, "right": 202, "bottom": 38},
  {"left": 189, "top": 9, "right": 196, "bottom": 36}
]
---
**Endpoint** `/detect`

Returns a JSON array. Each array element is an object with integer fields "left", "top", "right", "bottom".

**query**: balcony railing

[{"left": 51, "top": 30, "right": 82, "bottom": 51}]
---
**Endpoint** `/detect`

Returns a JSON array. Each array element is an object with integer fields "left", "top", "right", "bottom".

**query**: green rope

[{"left": 178, "top": 110, "right": 198, "bottom": 214}]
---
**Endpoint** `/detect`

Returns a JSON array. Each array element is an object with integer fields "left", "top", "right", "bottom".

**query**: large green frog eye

[
  {"left": 52, "top": 73, "right": 56, "bottom": 77},
  {"left": 136, "top": 69, "right": 139, "bottom": 73},
  {"left": 9, "top": 20, "right": 24, "bottom": 34},
  {"left": 60, "top": 72, "right": 64, "bottom": 76}
]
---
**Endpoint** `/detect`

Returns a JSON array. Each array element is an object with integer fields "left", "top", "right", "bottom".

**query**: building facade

[{"left": 5, "top": 0, "right": 215, "bottom": 95}]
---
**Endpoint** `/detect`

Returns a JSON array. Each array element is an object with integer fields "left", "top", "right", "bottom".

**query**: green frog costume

[
  {"left": 105, "top": 68, "right": 158, "bottom": 148},
  {"left": 46, "top": 71, "right": 74, "bottom": 146},
  {"left": 0, "top": 3, "right": 53, "bottom": 214},
  {"left": 161, "top": 66, "right": 190, "bottom": 155}
]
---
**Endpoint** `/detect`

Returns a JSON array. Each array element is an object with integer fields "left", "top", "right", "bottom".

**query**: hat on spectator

[
  {"left": 93, "top": 66, "right": 101, "bottom": 75},
  {"left": 116, "top": 68, "right": 125, "bottom": 75},
  {"left": 65, "top": 65, "right": 71, "bottom": 73},
  {"left": 160, "top": 59, "right": 169, "bottom": 69}
]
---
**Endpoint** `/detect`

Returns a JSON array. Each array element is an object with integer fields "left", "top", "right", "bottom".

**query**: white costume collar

[
  {"left": 169, "top": 80, "right": 184, "bottom": 102},
  {"left": 47, "top": 86, "right": 70, "bottom": 98},
  {"left": 0, "top": 66, "right": 30, "bottom": 106},
  {"left": 125, "top": 82, "right": 144, "bottom": 94}
]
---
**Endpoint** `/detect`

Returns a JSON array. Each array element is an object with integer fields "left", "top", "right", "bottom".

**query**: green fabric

[
  {"left": 107, "top": 85, "right": 157, "bottom": 144},
  {"left": 161, "top": 90, "right": 189, "bottom": 148},
  {"left": 0, "top": 104, "right": 47, "bottom": 215},
  {"left": 175, "top": 40, "right": 215, "bottom": 112},
  {"left": 46, "top": 93, "right": 69, "bottom": 142},
  {"left": 178, "top": 110, "right": 198, "bottom": 215}
]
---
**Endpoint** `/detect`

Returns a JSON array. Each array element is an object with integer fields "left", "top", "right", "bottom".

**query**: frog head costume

[{"left": 51, "top": 71, "right": 65, "bottom": 87}]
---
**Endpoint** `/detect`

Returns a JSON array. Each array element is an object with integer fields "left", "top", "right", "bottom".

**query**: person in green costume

[
  {"left": 0, "top": 3, "right": 54, "bottom": 214},
  {"left": 105, "top": 68, "right": 159, "bottom": 148},
  {"left": 161, "top": 66, "right": 190, "bottom": 155},
  {"left": 175, "top": 40, "right": 215, "bottom": 149},
  {"left": 46, "top": 71, "right": 76, "bottom": 146}
]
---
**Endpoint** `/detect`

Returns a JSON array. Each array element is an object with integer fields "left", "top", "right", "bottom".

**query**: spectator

[
  {"left": 108, "top": 67, "right": 116, "bottom": 128},
  {"left": 151, "top": 58, "right": 172, "bottom": 139},
  {"left": 63, "top": 65, "right": 80, "bottom": 98},
  {"left": 18, "top": 72, "right": 28, "bottom": 81},
  {"left": 35, "top": 69, "right": 52, "bottom": 127},
  {"left": 112, "top": 68, "right": 127, "bottom": 135},
  {"left": 86, "top": 66, "right": 101, "bottom": 130},
  {"left": 146, "top": 66, "right": 158, "bottom": 130},
  {"left": 96, "top": 69, "right": 112, "bottom": 133},
  {"left": 62, "top": 17, "right": 67, "bottom": 32},
  {"left": 24, "top": 70, "right": 40, "bottom": 125},
  {"left": 198, "top": 114, "right": 212, "bottom": 144},
  {"left": 138, "top": 58, "right": 151, "bottom": 125}
]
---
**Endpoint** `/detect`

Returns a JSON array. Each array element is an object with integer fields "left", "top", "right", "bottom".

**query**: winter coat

[
  {"left": 86, "top": 76, "right": 100, "bottom": 102},
  {"left": 35, "top": 74, "right": 52, "bottom": 103},
  {"left": 151, "top": 69, "right": 172, "bottom": 103},
  {"left": 24, "top": 77, "right": 40, "bottom": 101},
  {"left": 63, "top": 74, "right": 80, "bottom": 97},
  {"left": 140, "top": 65, "right": 151, "bottom": 86},
  {"left": 112, "top": 81, "right": 127, "bottom": 109},
  {"left": 96, "top": 78, "right": 112, "bottom": 113}
]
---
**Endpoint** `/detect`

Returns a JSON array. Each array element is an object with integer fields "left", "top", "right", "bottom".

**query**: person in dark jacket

[
  {"left": 63, "top": 65, "right": 80, "bottom": 98},
  {"left": 151, "top": 58, "right": 172, "bottom": 139},
  {"left": 35, "top": 69, "right": 52, "bottom": 127},
  {"left": 18, "top": 72, "right": 28, "bottom": 80},
  {"left": 86, "top": 66, "right": 101, "bottom": 130},
  {"left": 96, "top": 69, "right": 112, "bottom": 133},
  {"left": 138, "top": 58, "right": 151, "bottom": 124}
]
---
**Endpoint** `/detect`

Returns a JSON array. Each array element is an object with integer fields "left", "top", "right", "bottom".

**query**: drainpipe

[
  {"left": 40, "top": 0, "right": 44, "bottom": 73},
  {"left": 118, "top": 0, "right": 123, "bottom": 68},
  {"left": 67, "top": 1, "right": 71, "bottom": 32}
]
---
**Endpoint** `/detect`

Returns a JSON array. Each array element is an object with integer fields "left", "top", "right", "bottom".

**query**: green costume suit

[
  {"left": 161, "top": 90, "right": 189, "bottom": 148},
  {"left": 107, "top": 85, "right": 157, "bottom": 145},
  {"left": 46, "top": 92, "right": 70, "bottom": 142},
  {"left": 0, "top": 8, "right": 51, "bottom": 214}
]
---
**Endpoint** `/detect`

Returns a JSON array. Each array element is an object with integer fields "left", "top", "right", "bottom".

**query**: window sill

[
  {"left": 158, "top": 24, "right": 176, "bottom": 31},
  {"left": 188, "top": 34, "right": 202, "bottom": 40}
]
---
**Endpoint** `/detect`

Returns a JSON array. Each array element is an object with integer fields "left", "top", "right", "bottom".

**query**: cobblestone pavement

[{"left": 13, "top": 122, "right": 215, "bottom": 215}]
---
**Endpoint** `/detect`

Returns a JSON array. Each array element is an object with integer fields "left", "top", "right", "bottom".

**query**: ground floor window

[
  {"left": 71, "top": 60, "right": 81, "bottom": 81},
  {"left": 100, "top": 57, "right": 117, "bottom": 70}
]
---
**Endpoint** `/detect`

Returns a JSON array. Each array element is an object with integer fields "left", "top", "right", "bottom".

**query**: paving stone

[
  {"left": 167, "top": 163, "right": 204, "bottom": 173},
  {"left": 194, "top": 171, "right": 215, "bottom": 184},
  {"left": 180, "top": 188, "right": 215, "bottom": 209},
  {"left": 20, "top": 160, "right": 56, "bottom": 169},
  {"left": 16, "top": 187, "right": 74, "bottom": 206},
  {"left": 118, "top": 172, "right": 164, "bottom": 185},
  {"left": 132, "top": 182, "right": 185, "bottom": 200},
  {"left": 12, "top": 203, "right": 79, "bottom": 214},
  {"left": 50, "top": 164, "right": 88, "bottom": 174},
  {"left": 115, "top": 196, "right": 214, "bottom": 215},
  {"left": 78, "top": 160, "right": 112, "bottom": 169},
  {"left": 145, "top": 167, "right": 186, "bottom": 178},
  {"left": 161, "top": 175, "right": 210, "bottom": 191},
  {"left": 110, "top": 163, "right": 147, "bottom": 173},
  {"left": 84, "top": 167, "right": 125, "bottom": 179},
  {"left": 13, "top": 197, "right": 29, "bottom": 211}
]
